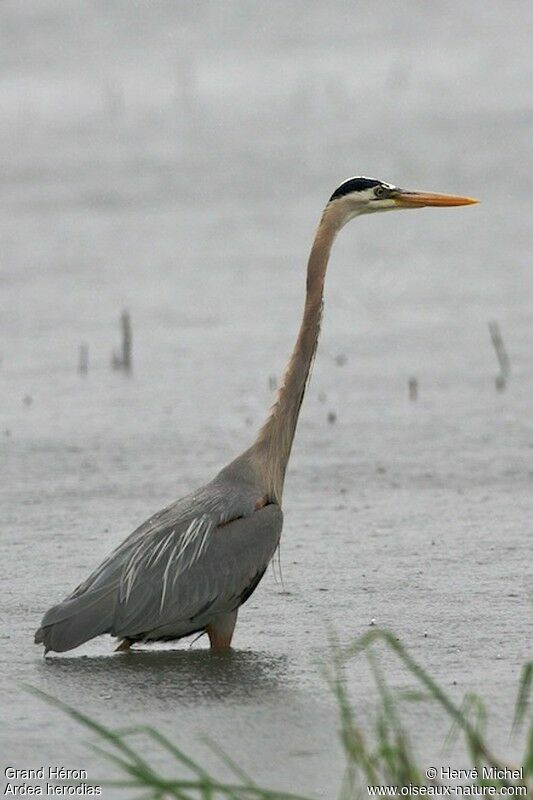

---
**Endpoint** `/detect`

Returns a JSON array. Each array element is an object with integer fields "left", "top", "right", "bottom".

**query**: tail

[{"left": 34, "top": 585, "right": 116, "bottom": 653}]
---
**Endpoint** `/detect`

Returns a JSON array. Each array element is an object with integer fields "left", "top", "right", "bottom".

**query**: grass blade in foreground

[
  {"left": 25, "top": 684, "right": 313, "bottom": 800},
  {"left": 331, "top": 628, "right": 531, "bottom": 797},
  {"left": 27, "top": 628, "right": 532, "bottom": 798}
]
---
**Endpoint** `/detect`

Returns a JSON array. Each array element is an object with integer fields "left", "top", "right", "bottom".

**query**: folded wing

[
  {"left": 35, "top": 482, "right": 282, "bottom": 652},
  {"left": 113, "top": 504, "right": 282, "bottom": 640}
]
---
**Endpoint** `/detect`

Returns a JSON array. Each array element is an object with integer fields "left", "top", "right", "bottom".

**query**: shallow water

[{"left": 1, "top": 1, "right": 532, "bottom": 796}]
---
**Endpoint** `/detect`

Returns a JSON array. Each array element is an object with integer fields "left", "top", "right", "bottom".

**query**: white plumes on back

[
  {"left": 170, "top": 516, "right": 213, "bottom": 581},
  {"left": 120, "top": 514, "right": 215, "bottom": 608}
]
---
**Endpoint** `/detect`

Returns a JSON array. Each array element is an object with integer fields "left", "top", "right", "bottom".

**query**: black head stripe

[{"left": 329, "top": 177, "right": 381, "bottom": 202}]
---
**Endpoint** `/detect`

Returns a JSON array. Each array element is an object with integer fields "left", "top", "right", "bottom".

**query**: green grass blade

[{"left": 512, "top": 662, "right": 532, "bottom": 736}]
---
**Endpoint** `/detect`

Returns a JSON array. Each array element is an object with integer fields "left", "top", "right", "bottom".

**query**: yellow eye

[{"left": 374, "top": 185, "right": 387, "bottom": 198}]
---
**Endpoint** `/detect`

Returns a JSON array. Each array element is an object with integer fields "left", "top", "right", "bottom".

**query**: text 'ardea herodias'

[{"left": 35, "top": 177, "right": 477, "bottom": 654}]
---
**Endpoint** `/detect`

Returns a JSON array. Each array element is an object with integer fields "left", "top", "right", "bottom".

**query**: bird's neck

[{"left": 251, "top": 203, "right": 345, "bottom": 504}]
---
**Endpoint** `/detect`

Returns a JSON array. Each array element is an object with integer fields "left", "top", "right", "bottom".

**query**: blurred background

[{"left": 1, "top": 1, "right": 532, "bottom": 796}]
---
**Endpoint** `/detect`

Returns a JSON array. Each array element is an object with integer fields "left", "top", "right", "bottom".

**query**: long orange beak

[{"left": 393, "top": 190, "right": 479, "bottom": 208}]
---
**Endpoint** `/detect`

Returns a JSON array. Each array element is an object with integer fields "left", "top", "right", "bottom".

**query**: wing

[
  {"left": 65, "top": 501, "right": 182, "bottom": 600},
  {"left": 34, "top": 501, "right": 183, "bottom": 649},
  {"left": 64, "top": 476, "right": 259, "bottom": 600},
  {"left": 35, "top": 475, "right": 278, "bottom": 652},
  {"left": 112, "top": 503, "right": 283, "bottom": 639}
]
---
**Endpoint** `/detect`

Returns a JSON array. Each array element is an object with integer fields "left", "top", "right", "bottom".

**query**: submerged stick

[
  {"left": 488, "top": 321, "right": 510, "bottom": 391},
  {"left": 121, "top": 311, "right": 132, "bottom": 372},
  {"left": 111, "top": 310, "right": 132, "bottom": 373},
  {"left": 78, "top": 343, "right": 89, "bottom": 375}
]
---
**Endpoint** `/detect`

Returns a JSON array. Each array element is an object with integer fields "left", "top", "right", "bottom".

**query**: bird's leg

[
  {"left": 206, "top": 610, "right": 238, "bottom": 651},
  {"left": 115, "top": 638, "right": 133, "bottom": 652}
]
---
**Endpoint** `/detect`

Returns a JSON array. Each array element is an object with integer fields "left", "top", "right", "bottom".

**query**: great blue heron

[{"left": 35, "top": 177, "right": 477, "bottom": 654}]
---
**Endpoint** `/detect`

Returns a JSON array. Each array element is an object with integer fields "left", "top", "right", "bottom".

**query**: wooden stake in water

[
  {"left": 121, "top": 311, "right": 132, "bottom": 372},
  {"left": 488, "top": 321, "right": 509, "bottom": 391},
  {"left": 408, "top": 376, "right": 418, "bottom": 401},
  {"left": 112, "top": 310, "right": 132, "bottom": 373},
  {"left": 78, "top": 343, "right": 89, "bottom": 376}
]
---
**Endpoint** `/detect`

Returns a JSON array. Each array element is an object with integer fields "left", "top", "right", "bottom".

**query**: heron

[{"left": 35, "top": 177, "right": 477, "bottom": 654}]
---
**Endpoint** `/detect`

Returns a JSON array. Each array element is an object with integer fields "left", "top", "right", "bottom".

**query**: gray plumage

[
  {"left": 35, "top": 177, "right": 476, "bottom": 653},
  {"left": 36, "top": 459, "right": 282, "bottom": 652}
]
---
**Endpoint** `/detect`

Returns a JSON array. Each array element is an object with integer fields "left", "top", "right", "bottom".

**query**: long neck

[{"left": 251, "top": 203, "right": 345, "bottom": 504}]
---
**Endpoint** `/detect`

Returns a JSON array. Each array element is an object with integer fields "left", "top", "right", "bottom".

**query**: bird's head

[{"left": 328, "top": 176, "right": 478, "bottom": 223}]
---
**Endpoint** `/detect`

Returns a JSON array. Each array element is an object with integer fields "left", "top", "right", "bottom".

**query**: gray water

[{"left": 1, "top": 2, "right": 532, "bottom": 797}]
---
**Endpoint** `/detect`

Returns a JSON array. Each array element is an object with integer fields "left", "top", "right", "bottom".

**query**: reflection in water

[{"left": 37, "top": 648, "right": 290, "bottom": 708}]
